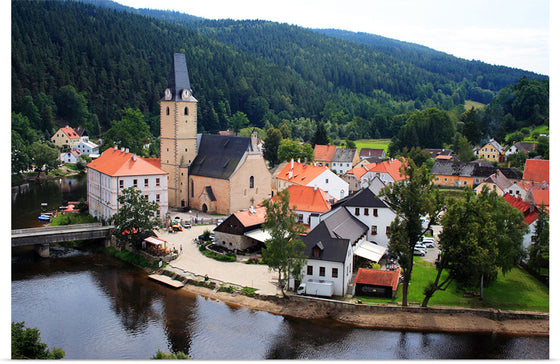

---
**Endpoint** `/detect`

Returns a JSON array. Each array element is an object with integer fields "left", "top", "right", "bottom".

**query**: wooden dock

[{"left": 148, "top": 274, "right": 185, "bottom": 288}]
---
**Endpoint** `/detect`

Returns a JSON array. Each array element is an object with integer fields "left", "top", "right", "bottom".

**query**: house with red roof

[
  {"left": 276, "top": 185, "right": 332, "bottom": 227},
  {"left": 51, "top": 125, "right": 81, "bottom": 149},
  {"left": 86, "top": 146, "right": 169, "bottom": 222},
  {"left": 213, "top": 206, "right": 268, "bottom": 251},
  {"left": 343, "top": 158, "right": 407, "bottom": 192},
  {"left": 502, "top": 193, "right": 540, "bottom": 251},
  {"left": 274, "top": 160, "right": 349, "bottom": 201},
  {"left": 523, "top": 159, "right": 549, "bottom": 183},
  {"left": 313, "top": 144, "right": 337, "bottom": 169},
  {"left": 353, "top": 267, "right": 401, "bottom": 298}
]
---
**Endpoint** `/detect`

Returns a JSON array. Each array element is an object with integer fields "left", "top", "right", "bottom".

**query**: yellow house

[
  {"left": 51, "top": 125, "right": 81, "bottom": 149},
  {"left": 474, "top": 139, "right": 504, "bottom": 162}
]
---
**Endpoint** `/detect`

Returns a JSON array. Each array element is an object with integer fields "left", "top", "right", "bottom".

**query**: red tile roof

[
  {"left": 276, "top": 161, "right": 328, "bottom": 185},
  {"left": 345, "top": 166, "right": 369, "bottom": 180},
  {"left": 60, "top": 126, "right": 80, "bottom": 140},
  {"left": 86, "top": 147, "right": 168, "bottom": 177},
  {"left": 234, "top": 206, "right": 267, "bottom": 227},
  {"left": 531, "top": 189, "right": 549, "bottom": 208},
  {"left": 359, "top": 148, "right": 385, "bottom": 158},
  {"left": 313, "top": 144, "right": 337, "bottom": 162},
  {"left": 353, "top": 268, "right": 401, "bottom": 291},
  {"left": 276, "top": 185, "right": 331, "bottom": 213},
  {"left": 503, "top": 193, "right": 539, "bottom": 225},
  {"left": 366, "top": 159, "right": 407, "bottom": 182},
  {"left": 523, "top": 159, "right": 549, "bottom": 182}
]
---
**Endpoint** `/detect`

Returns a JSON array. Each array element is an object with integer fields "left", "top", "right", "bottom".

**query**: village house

[
  {"left": 86, "top": 146, "right": 169, "bottom": 222},
  {"left": 74, "top": 140, "right": 100, "bottom": 157},
  {"left": 159, "top": 53, "right": 271, "bottom": 214},
  {"left": 343, "top": 158, "right": 406, "bottom": 193},
  {"left": 502, "top": 194, "right": 540, "bottom": 252},
  {"left": 51, "top": 125, "right": 81, "bottom": 149},
  {"left": 322, "top": 186, "right": 396, "bottom": 248},
  {"left": 424, "top": 148, "right": 454, "bottom": 160},
  {"left": 331, "top": 148, "right": 360, "bottom": 175},
  {"left": 430, "top": 159, "right": 523, "bottom": 188},
  {"left": 289, "top": 207, "right": 369, "bottom": 296},
  {"left": 276, "top": 185, "right": 331, "bottom": 227},
  {"left": 359, "top": 148, "right": 385, "bottom": 160},
  {"left": 274, "top": 160, "right": 349, "bottom": 201},
  {"left": 313, "top": 144, "right": 337, "bottom": 169},
  {"left": 474, "top": 170, "right": 518, "bottom": 197},
  {"left": 474, "top": 138, "right": 505, "bottom": 162},
  {"left": 352, "top": 267, "right": 401, "bottom": 298},
  {"left": 213, "top": 205, "right": 267, "bottom": 251},
  {"left": 60, "top": 149, "right": 82, "bottom": 164},
  {"left": 505, "top": 142, "right": 537, "bottom": 156}
]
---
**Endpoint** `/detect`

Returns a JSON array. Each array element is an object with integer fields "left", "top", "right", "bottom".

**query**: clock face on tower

[
  {"left": 164, "top": 88, "right": 172, "bottom": 100},
  {"left": 181, "top": 89, "right": 191, "bottom": 100}
]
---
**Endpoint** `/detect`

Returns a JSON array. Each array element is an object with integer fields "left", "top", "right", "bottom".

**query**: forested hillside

[{"left": 12, "top": 0, "right": 547, "bottom": 145}]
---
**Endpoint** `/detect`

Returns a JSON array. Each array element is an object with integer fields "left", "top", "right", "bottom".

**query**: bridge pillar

[{"left": 35, "top": 244, "right": 50, "bottom": 258}]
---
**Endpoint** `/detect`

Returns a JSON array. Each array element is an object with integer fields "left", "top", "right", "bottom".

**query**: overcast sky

[{"left": 114, "top": 0, "right": 550, "bottom": 75}]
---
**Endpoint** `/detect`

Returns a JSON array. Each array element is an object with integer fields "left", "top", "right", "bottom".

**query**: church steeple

[
  {"left": 160, "top": 53, "right": 198, "bottom": 209},
  {"left": 163, "top": 53, "right": 197, "bottom": 102}
]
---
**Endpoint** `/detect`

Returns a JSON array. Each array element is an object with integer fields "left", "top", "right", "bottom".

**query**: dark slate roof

[
  {"left": 321, "top": 207, "right": 368, "bottom": 243},
  {"left": 431, "top": 160, "right": 523, "bottom": 180},
  {"left": 331, "top": 187, "right": 388, "bottom": 209},
  {"left": 189, "top": 134, "right": 251, "bottom": 180},
  {"left": 332, "top": 148, "right": 356, "bottom": 163},
  {"left": 430, "top": 160, "right": 475, "bottom": 177},
  {"left": 301, "top": 223, "right": 350, "bottom": 263},
  {"left": 166, "top": 53, "right": 193, "bottom": 101}
]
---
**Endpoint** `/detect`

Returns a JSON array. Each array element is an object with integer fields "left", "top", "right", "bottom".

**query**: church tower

[{"left": 160, "top": 53, "right": 198, "bottom": 208}]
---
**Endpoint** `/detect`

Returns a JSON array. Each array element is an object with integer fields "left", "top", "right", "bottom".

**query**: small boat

[{"left": 38, "top": 214, "right": 51, "bottom": 221}]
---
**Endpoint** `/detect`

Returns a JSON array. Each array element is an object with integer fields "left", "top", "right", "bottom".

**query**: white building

[
  {"left": 320, "top": 186, "right": 396, "bottom": 248},
  {"left": 60, "top": 150, "right": 82, "bottom": 164},
  {"left": 274, "top": 160, "right": 349, "bottom": 201},
  {"left": 74, "top": 140, "right": 100, "bottom": 157},
  {"left": 86, "top": 146, "right": 168, "bottom": 222}
]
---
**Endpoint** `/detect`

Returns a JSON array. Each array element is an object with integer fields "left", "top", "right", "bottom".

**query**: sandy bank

[{"left": 178, "top": 283, "right": 549, "bottom": 337}]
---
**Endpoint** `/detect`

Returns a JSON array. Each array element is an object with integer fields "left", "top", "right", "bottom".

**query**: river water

[{"left": 10, "top": 177, "right": 549, "bottom": 359}]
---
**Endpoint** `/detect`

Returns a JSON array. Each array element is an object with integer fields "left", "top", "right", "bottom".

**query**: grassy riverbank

[{"left": 355, "top": 258, "right": 549, "bottom": 312}]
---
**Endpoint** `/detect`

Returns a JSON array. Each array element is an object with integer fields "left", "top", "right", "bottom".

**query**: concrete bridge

[{"left": 12, "top": 223, "right": 114, "bottom": 257}]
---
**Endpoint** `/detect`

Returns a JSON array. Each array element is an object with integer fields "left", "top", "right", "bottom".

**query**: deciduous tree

[{"left": 12, "top": 321, "right": 65, "bottom": 359}]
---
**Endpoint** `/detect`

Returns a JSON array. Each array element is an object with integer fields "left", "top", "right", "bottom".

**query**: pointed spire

[{"left": 164, "top": 53, "right": 196, "bottom": 102}]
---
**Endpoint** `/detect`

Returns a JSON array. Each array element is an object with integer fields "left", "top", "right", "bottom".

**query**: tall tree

[
  {"left": 422, "top": 188, "right": 526, "bottom": 307},
  {"left": 109, "top": 187, "right": 162, "bottom": 248},
  {"left": 101, "top": 108, "right": 151, "bottom": 155},
  {"left": 263, "top": 127, "right": 283, "bottom": 167},
  {"left": 380, "top": 159, "right": 445, "bottom": 306},
  {"left": 262, "top": 189, "right": 307, "bottom": 297},
  {"left": 29, "top": 141, "right": 59, "bottom": 180},
  {"left": 311, "top": 121, "right": 329, "bottom": 146},
  {"left": 528, "top": 204, "right": 549, "bottom": 275}
]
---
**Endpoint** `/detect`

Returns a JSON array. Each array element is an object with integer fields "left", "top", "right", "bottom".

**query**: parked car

[
  {"left": 413, "top": 247, "right": 426, "bottom": 256},
  {"left": 421, "top": 237, "right": 436, "bottom": 248}
]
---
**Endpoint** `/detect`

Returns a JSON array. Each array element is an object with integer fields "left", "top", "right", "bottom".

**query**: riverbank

[{"left": 176, "top": 282, "right": 549, "bottom": 337}]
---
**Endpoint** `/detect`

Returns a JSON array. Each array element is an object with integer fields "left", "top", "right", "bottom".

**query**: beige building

[
  {"left": 159, "top": 53, "right": 271, "bottom": 214},
  {"left": 51, "top": 125, "right": 81, "bottom": 149}
]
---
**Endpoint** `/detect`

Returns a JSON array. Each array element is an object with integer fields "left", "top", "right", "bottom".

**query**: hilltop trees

[{"left": 101, "top": 108, "right": 152, "bottom": 156}]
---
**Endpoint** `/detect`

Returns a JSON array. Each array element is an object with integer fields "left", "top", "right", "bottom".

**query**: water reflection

[{"left": 11, "top": 250, "right": 549, "bottom": 360}]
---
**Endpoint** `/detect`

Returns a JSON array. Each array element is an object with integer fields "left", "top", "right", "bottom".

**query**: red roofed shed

[{"left": 353, "top": 268, "right": 401, "bottom": 298}]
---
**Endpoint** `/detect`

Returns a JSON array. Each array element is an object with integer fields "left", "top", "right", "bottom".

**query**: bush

[
  {"left": 12, "top": 321, "right": 65, "bottom": 359},
  {"left": 105, "top": 247, "right": 151, "bottom": 268},
  {"left": 50, "top": 212, "right": 97, "bottom": 226},
  {"left": 240, "top": 287, "right": 258, "bottom": 297},
  {"left": 218, "top": 284, "right": 235, "bottom": 293}
]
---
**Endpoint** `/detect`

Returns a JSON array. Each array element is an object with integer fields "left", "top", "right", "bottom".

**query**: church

[{"left": 159, "top": 53, "right": 272, "bottom": 215}]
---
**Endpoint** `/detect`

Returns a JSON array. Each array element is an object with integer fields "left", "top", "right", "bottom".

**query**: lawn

[
  {"left": 354, "top": 139, "right": 391, "bottom": 153},
  {"left": 356, "top": 258, "right": 549, "bottom": 312},
  {"left": 464, "top": 100, "right": 486, "bottom": 110}
]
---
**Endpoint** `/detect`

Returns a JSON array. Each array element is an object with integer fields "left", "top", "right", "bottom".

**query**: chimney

[
  {"left": 309, "top": 213, "right": 320, "bottom": 230},
  {"left": 114, "top": 145, "right": 118, "bottom": 151},
  {"left": 132, "top": 154, "right": 137, "bottom": 162},
  {"left": 125, "top": 148, "right": 129, "bottom": 154},
  {"left": 291, "top": 158, "right": 294, "bottom": 170},
  {"left": 121, "top": 147, "right": 125, "bottom": 153}
]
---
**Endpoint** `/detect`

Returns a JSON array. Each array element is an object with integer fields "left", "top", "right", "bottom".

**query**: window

[
  {"left": 319, "top": 267, "right": 325, "bottom": 277},
  {"left": 355, "top": 208, "right": 360, "bottom": 216},
  {"left": 184, "top": 107, "right": 188, "bottom": 115},
  {"left": 190, "top": 179, "right": 194, "bottom": 198},
  {"left": 119, "top": 180, "right": 124, "bottom": 189},
  {"left": 312, "top": 246, "right": 322, "bottom": 258},
  {"left": 307, "top": 265, "right": 313, "bottom": 275},
  {"left": 156, "top": 178, "right": 160, "bottom": 187},
  {"left": 325, "top": 178, "right": 329, "bottom": 183},
  {"left": 364, "top": 208, "right": 369, "bottom": 216},
  {"left": 371, "top": 225, "right": 377, "bottom": 235},
  {"left": 373, "top": 208, "right": 378, "bottom": 217},
  {"left": 249, "top": 176, "right": 254, "bottom": 188},
  {"left": 133, "top": 179, "right": 138, "bottom": 188},
  {"left": 166, "top": 107, "right": 170, "bottom": 115},
  {"left": 386, "top": 226, "right": 391, "bottom": 234},
  {"left": 144, "top": 178, "right": 149, "bottom": 187},
  {"left": 332, "top": 268, "right": 338, "bottom": 278}
]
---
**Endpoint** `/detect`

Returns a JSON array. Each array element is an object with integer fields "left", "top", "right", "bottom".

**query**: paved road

[{"left": 156, "top": 224, "right": 280, "bottom": 295}]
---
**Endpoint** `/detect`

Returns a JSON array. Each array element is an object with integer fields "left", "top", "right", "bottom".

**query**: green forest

[{"left": 11, "top": 0, "right": 548, "bottom": 170}]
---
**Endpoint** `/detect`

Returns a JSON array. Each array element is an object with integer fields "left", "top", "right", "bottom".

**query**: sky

[{"left": 114, "top": 0, "right": 550, "bottom": 75}]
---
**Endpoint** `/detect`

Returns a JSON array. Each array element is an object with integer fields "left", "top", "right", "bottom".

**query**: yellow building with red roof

[
  {"left": 51, "top": 125, "right": 81, "bottom": 149},
  {"left": 313, "top": 144, "right": 337, "bottom": 168},
  {"left": 86, "top": 146, "right": 169, "bottom": 222}
]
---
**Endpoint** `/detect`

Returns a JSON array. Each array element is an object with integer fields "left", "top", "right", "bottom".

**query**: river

[{"left": 10, "top": 177, "right": 549, "bottom": 359}]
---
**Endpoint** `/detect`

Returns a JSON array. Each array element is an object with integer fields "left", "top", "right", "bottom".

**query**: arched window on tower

[
  {"left": 184, "top": 107, "right": 189, "bottom": 115},
  {"left": 166, "top": 107, "right": 170, "bottom": 115},
  {"left": 249, "top": 176, "right": 254, "bottom": 189}
]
